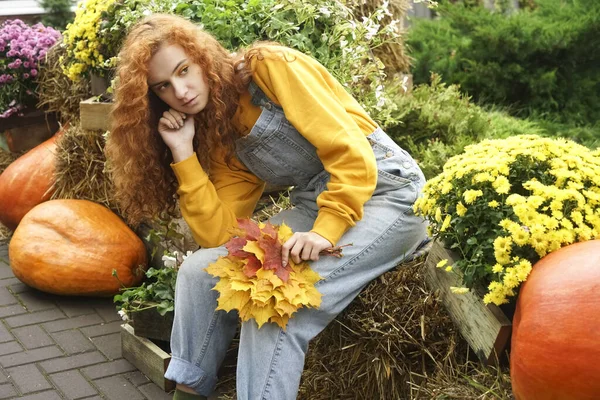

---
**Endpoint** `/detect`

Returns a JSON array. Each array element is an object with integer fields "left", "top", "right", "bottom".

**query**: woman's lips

[{"left": 183, "top": 95, "right": 198, "bottom": 106}]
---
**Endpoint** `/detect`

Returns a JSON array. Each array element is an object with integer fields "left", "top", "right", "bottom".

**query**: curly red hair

[{"left": 106, "top": 13, "right": 252, "bottom": 226}]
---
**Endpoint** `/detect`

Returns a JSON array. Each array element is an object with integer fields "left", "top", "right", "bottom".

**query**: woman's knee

[{"left": 176, "top": 247, "right": 227, "bottom": 289}]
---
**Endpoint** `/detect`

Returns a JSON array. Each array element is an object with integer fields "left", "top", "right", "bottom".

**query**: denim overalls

[{"left": 165, "top": 82, "right": 428, "bottom": 399}]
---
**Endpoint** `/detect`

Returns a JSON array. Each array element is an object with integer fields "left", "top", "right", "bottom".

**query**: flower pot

[
  {"left": 424, "top": 240, "right": 512, "bottom": 365},
  {"left": 129, "top": 304, "right": 174, "bottom": 342},
  {"left": 0, "top": 110, "right": 59, "bottom": 152}
]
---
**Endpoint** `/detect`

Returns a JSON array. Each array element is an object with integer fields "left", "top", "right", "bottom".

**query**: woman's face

[{"left": 147, "top": 43, "right": 210, "bottom": 115}]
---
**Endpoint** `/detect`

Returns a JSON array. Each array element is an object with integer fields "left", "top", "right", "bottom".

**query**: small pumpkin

[
  {"left": 9, "top": 199, "right": 147, "bottom": 296},
  {"left": 0, "top": 127, "right": 65, "bottom": 230},
  {"left": 510, "top": 240, "right": 600, "bottom": 400}
]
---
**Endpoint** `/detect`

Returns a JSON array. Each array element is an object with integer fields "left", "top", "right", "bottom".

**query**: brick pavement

[{"left": 0, "top": 242, "right": 174, "bottom": 400}]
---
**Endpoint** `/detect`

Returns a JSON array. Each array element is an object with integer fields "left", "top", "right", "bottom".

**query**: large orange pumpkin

[
  {"left": 510, "top": 240, "right": 600, "bottom": 400},
  {"left": 9, "top": 199, "right": 147, "bottom": 296},
  {"left": 0, "top": 127, "right": 65, "bottom": 230}
]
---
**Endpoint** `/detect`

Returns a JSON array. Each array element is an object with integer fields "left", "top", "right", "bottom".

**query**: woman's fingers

[
  {"left": 167, "top": 109, "right": 185, "bottom": 127},
  {"left": 281, "top": 232, "right": 331, "bottom": 266}
]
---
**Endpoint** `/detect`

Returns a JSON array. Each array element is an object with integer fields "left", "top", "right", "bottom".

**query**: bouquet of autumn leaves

[{"left": 206, "top": 219, "right": 327, "bottom": 329}]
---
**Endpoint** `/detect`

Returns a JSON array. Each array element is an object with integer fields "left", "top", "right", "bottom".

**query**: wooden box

[
  {"left": 121, "top": 323, "right": 175, "bottom": 392},
  {"left": 424, "top": 241, "right": 512, "bottom": 365},
  {"left": 129, "top": 307, "right": 174, "bottom": 343},
  {"left": 80, "top": 97, "right": 113, "bottom": 131}
]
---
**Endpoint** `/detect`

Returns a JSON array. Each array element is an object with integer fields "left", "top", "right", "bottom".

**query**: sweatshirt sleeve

[
  {"left": 171, "top": 151, "right": 265, "bottom": 248},
  {"left": 250, "top": 47, "right": 378, "bottom": 245}
]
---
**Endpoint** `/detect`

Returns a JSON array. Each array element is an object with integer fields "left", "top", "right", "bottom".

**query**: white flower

[
  {"left": 162, "top": 254, "right": 177, "bottom": 268},
  {"left": 118, "top": 309, "right": 128, "bottom": 321},
  {"left": 319, "top": 6, "right": 331, "bottom": 17},
  {"left": 142, "top": 9, "right": 152, "bottom": 16},
  {"left": 182, "top": 250, "right": 193, "bottom": 261}
]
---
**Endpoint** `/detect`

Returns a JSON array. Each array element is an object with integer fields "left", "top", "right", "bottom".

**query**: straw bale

[
  {"left": 348, "top": 0, "right": 411, "bottom": 73},
  {"left": 216, "top": 258, "right": 513, "bottom": 399},
  {"left": 0, "top": 148, "right": 24, "bottom": 175},
  {"left": 0, "top": 223, "right": 10, "bottom": 242},
  {"left": 37, "top": 40, "right": 90, "bottom": 124},
  {"left": 50, "top": 124, "right": 120, "bottom": 214}
]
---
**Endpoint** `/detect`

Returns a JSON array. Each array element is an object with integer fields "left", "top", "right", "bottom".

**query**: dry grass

[
  {"left": 50, "top": 124, "right": 120, "bottom": 214},
  {"left": 37, "top": 40, "right": 90, "bottom": 124},
  {"left": 215, "top": 257, "right": 513, "bottom": 399},
  {"left": 0, "top": 148, "right": 25, "bottom": 175},
  {"left": 0, "top": 223, "right": 11, "bottom": 243}
]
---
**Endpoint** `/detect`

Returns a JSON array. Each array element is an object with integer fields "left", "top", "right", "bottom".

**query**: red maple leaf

[
  {"left": 243, "top": 256, "right": 262, "bottom": 277},
  {"left": 261, "top": 222, "right": 278, "bottom": 239},
  {"left": 236, "top": 218, "right": 261, "bottom": 241},
  {"left": 257, "top": 234, "right": 292, "bottom": 282}
]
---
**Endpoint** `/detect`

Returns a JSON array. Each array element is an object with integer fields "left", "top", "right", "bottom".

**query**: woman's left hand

[{"left": 282, "top": 231, "right": 333, "bottom": 266}]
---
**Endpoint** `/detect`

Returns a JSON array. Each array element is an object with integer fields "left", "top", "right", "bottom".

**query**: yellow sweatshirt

[{"left": 171, "top": 46, "right": 378, "bottom": 248}]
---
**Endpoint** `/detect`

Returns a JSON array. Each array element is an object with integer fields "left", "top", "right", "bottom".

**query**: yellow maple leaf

[
  {"left": 205, "top": 256, "right": 243, "bottom": 278},
  {"left": 269, "top": 314, "right": 290, "bottom": 330},
  {"left": 256, "top": 268, "right": 284, "bottom": 289},
  {"left": 239, "top": 299, "right": 277, "bottom": 328},
  {"left": 214, "top": 282, "right": 251, "bottom": 312},
  {"left": 278, "top": 222, "right": 294, "bottom": 242},
  {"left": 243, "top": 241, "right": 265, "bottom": 264},
  {"left": 280, "top": 281, "right": 303, "bottom": 302},
  {"left": 291, "top": 263, "right": 322, "bottom": 285},
  {"left": 230, "top": 280, "right": 253, "bottom": 291},
  {"left": 274, "top": 300, "right": 297, "bottom": 317},
  {"left": 305, "top": 287, "right": 322, "bottom": 307}
]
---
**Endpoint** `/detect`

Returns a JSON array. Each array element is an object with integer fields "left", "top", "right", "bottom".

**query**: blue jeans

[{"left": 164, "top": 133, "right": 428, "bottom": 399}]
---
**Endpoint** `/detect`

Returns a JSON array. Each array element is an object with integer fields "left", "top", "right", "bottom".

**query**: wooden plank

[
  {"left": 121, "top": 323, "right": 175, "bottom": 391},
  {"left": 80, "top": 97, "right": 113, "bottom": 131},
  {"left": 424, "top": 241, "right": 512, "bottom": 364},
  {"left": 130, "top": 307, "right": 174, "bottom": 343}
]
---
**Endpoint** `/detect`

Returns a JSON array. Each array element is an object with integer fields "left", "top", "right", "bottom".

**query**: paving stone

[
  {"left": 42, "top": 313, "right": 104, "bottom": 333},
  {"left": 19, "top": 390, "right": 63, "bottom": 400},
  {"left": 0, "top": 383, "right": 17, "bottom": 399},
  {"left": 0, "top": 268, "right": 14, "bottom": 280},
  {"left": 0, "top": 341, "right": 23, "bottom": 356},
  {"left": 0, "top": 288, "right": 17, "bottom": 306},
  {"left": 82, "top": 358, "right": 136, "bottom": 379},
  {"left": 138, "top": 383, "right": 174, "bottom": 400},
  {"left": 91, "top": 333, "right": 122, "bottom": 360},
  {"left": 0, "top": 278, "right": 20, "bottom": 288},
  {"left": 55, "top": 298, "right": 99, "bottom": 318},
  {"left": 94, "top": 302, "right": 122, "bottom": 323},
  {"left": 9, "top": 282, "right": 31, "bottom": 294},
  {"left": 81, "top": 320, "right": 123, "bottom": 338},
  {"left": 0, "top": 346, "right": 63, "bottom": 368},
  {"left": 0, "top": 304, "right": 27, "bottom": 319},
  {"left": 7, "top": 363, "right": 52, "bottom": 394},
  {"left": 94, "top": 375, "right": 144, "bottom": 400},
  {"left": 50, "top": 370, "right": 98, "bottom": 399},
  {"left": 0, "top": 323, "right": 12, "bottom": 343},
  {"left": 11, "top": 325, "right": 54, "bottom": 349},
  {"left": 0, "top": 370, "right": 7, "bottom": 383},
  {"left": 125, "top": 371, "right": 151, "bottom": 386},
  {"left": 51, "top": 329, "right": 95, "bottom": 354},
  {"left": 4, "top": 308, "right": 66, "bottom": 328},
  {"left": 39, "top": 351, "right": 106, "bottom": 373},
  {"left": 16, "top": 291, "right": 58, "bottom": 312}
]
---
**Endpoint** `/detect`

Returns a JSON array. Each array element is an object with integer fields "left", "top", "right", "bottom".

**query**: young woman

[{"left": 106, "top": 13, "right": 428, "bottom": 400}]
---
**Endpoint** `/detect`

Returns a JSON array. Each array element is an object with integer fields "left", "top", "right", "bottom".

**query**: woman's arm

[
  {"left": 250, "top": 46, "right": 378, "bottom": 246},
  {"left": 160, "top": 109, "right": 265, "bottom": 248}
]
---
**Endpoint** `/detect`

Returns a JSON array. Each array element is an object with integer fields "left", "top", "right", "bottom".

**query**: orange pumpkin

[
  {"left": 510, "top": 240, "right": 600, "bottom": 400},
  {"left": 9, "top": 199, "right": 147, "bottom": 296},
  {"left": 0, "top": 127, "right": 65, "bottom": 230}
]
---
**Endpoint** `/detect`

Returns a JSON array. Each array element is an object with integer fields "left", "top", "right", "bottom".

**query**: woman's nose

[{"left": 173, "top": 80, "right": 187, "bottom": 99}]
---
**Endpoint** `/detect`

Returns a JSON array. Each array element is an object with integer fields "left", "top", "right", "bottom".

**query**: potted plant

[
  {"left": 0, "top": 19, "right": 61, "bottom": 152},
  {"left": 414, "top": 134, "right": 600, "bottom": 360}
]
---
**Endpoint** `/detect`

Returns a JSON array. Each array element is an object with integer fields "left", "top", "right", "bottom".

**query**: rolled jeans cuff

[{"left": 164, "top": 355, "right": 217, "bottom": 396}]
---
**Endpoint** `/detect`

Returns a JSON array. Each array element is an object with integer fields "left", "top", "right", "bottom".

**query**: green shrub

[{"left": 407, "top": 0, "right": 600, "bottom": 125}]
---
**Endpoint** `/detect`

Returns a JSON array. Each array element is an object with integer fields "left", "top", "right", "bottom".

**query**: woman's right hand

[{"left": 157, "top": 108, "right": 196, "bottom": 162}]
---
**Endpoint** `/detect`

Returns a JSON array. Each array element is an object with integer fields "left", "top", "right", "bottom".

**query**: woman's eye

[
  {"left": 158, "top": 82, "right": 170, "bottom": 91},
  {"left": 180, "top": 66, "right": 189, "bottom": 75}
]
